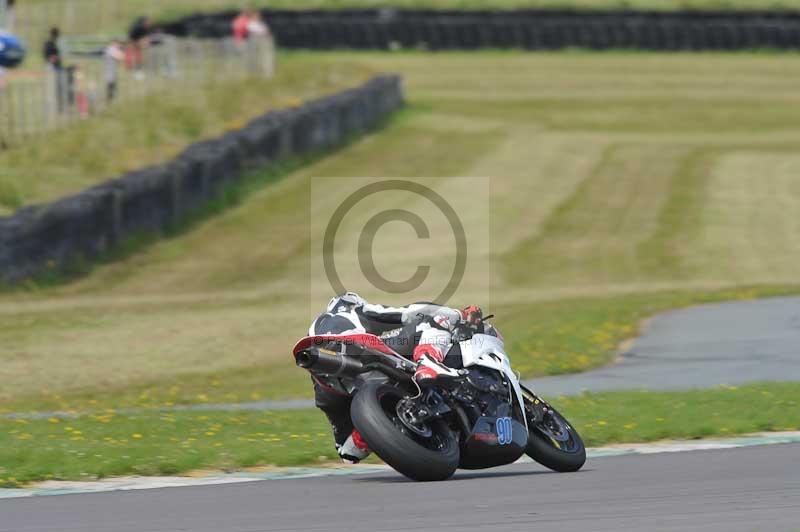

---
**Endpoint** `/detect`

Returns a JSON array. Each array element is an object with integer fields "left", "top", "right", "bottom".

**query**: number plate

[{"left": 496, "top": 417, "right": 513, "bottom": 445}]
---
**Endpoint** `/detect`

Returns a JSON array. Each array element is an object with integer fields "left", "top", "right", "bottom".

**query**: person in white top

[
  {"left": 246, "top": 10, "right": 270, "bottom": 39},
  {"left": 103, "top": 39, "right": 125, "bottom": 103}
]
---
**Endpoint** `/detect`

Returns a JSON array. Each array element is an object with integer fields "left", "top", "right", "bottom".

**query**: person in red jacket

[{"left": 232, "top": 10, "right": 250, "bottom": 47}]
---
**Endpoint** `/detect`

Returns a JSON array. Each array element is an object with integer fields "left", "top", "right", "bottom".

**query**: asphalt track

[
  {"left": 528, "top": 296, "right": 800, "bottom": 396},
  {"left": 2, "top": 443, "right": 798, "bottom": 532}
]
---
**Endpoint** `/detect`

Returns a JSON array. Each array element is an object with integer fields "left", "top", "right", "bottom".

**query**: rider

[{"left": 308, "top": 292, "right": 484, "bottom": 463}]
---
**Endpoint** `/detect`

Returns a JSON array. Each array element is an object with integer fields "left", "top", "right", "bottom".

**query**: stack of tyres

[
  {"left": 0, "top": 76, "right": 403, "bottom": 284},
  {"left": 238, "top": 115, "right": 283, "bottom": 168},
  {"left": 165, "top": 8, "right": 800, "bottom": 51},
  {"left": 114, "top": 165, "right": 176, "bottom": 236},
  {"left": 341, "top": 90, "right": 367, "bottom": 134},
  {"left": 174, "top": 146, "right": 210, "bottom": 215},
  {"left": 289, "top": 107, "right": 316, "bottom": 153},
  {"left": 0, "top": 218, "right": 20, "bottom": 282},
  {"left": 424, "top": 21, "right": 445, "bottom": 50},
  {"left": 0, "top": 208, "right": 46, "bottom": 282},
  {"left": 389, "top": 19, "right": 411, "bottom": 48},
  {"left": 5, "top": 192, "right": 112, "bottom": 281}
]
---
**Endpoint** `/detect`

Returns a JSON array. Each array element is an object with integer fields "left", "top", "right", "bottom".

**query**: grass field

[
  {"left": 2, "top": 51, "right": 800, "bottom": 481},
  {"left": 3, "top": 51, "right": 800, "bottom": 410},
  {"left": 2, "top": 382, "right": 798, "bottom": 487},
  {"left": 3, "top": 284, "right": 797, "bottom": 414}
]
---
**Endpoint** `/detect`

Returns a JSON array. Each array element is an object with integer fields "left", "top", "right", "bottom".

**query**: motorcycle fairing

[
  {"left": 458, "top": 414, "right": 529, "bottom": 469},
  {"left": 459, "top": 334, "right": 528, "bottom": 433}
]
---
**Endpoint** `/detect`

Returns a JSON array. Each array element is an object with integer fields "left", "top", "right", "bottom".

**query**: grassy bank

[
  {"left": 2, "top": 382, "right": 798, "bottom": 487},
  {"left": 0, "top": 55, "right": 374, "bottom": 215}
]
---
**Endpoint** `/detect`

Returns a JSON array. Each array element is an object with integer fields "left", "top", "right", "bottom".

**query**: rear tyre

[
  {"left": 522, "top": 387, "right": 586, "bottom": 473},
  {"left": 351, "top": 381, "right": 460, "bottom": 481}
]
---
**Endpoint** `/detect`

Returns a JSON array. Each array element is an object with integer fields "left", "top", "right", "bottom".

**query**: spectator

[
  {"left": 43, "top": 26, "right": 67, "bottom": 112},
  {"left": 232, "top": 9, "right": 250, "bottom": 48},
  {"left": 247, "top": 10, "right": 270, "bottom": 39},
  {"left": 146, "top": 26, "right": 175, "bottom": 77},
  {"left": 127, "top": 15, "right": 152, "bottom": 78},
  {"left": 43, "top": 26, "right": 62, "bottom": 69},
  {"left": 0, "top": 64, "right": 5, "bottom": 147},
  {"left": 103, "top": 39, "right": 124, "bottom": 103},
  {"left": 73, "top": 66, "right": 89, "bottom": 118}
]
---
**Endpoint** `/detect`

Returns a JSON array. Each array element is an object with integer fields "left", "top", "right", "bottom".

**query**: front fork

[{"left": 520, "top": 384, "right": 555, "bottom": 426}]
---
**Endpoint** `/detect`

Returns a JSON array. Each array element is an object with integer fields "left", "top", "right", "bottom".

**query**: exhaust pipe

[
  {"left": 295, "top": 349, "right": 413, "bottom": 384},
  {"left": 295, "top": 350, "right": 364, "bottom": 376}
]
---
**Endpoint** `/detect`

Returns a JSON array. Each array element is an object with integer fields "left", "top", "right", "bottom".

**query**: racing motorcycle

[{"left": 293, "top": 311, "right": 585, "bottom": 481}]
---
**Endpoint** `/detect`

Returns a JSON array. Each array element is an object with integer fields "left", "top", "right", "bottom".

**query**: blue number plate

[{"left": 496, "top": 417, "right": 513, "bottom": 445}]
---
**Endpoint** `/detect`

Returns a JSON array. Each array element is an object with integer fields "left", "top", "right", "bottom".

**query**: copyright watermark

[{"left": 309, "top": 177, "right": 490, "bottom": 312}]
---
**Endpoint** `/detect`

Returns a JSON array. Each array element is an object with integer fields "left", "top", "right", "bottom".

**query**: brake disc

[{"left": 396, "top": 400, "right": 434, "bottom": 438}]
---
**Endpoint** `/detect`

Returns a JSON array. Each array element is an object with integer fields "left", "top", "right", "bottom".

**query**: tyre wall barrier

[
  {"left": 0, "top": 75, "right": 404, "bottom": 284},
  {"left": 160, "top": 9, "right": 800, "bottom": 51}
]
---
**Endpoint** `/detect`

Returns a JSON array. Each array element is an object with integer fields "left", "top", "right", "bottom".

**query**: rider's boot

[
  {"left": 338, "top": 429, "right": 370, "bottom": 464},
  {"left": 412, "top": 344, "right": 460, "bottom": 384}
]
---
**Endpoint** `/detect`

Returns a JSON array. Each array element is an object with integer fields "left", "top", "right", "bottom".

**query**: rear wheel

[
  {"left": 522, "top": 387, "right": 586, "bottom": 472},
  {"left": 351, "top": 381, "right": 460, "bottom": 481}
]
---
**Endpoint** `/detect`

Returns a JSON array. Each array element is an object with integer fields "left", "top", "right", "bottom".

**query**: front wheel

[
  {"left": 351, "top": 381, "right": 460, "bottom": 481},
  {"left": 522, "top": 386, "right": 586, "bottom": 472}
]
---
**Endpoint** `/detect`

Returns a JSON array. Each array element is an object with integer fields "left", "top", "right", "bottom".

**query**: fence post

[
  {"left": 0, "top": 82, "right": 9, "bottom": 146},
  {"left": 249, "top": 35, "right": 276, "bottom": 78},
  {"left": 0, "top": 0, "right": 7, "bottom": 30}
]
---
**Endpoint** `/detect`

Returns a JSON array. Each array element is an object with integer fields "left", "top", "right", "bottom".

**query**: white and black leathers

[
  {"left": 308, "top": 293, "right": 462, "bottom": 462},
  {"left": 308, "top": 294, "right": 461, "bottom": 358}
]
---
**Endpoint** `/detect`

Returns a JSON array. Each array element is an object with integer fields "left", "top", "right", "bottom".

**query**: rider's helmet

[
  {"left": 327, "top": 291, "right": 366, "bottom": 313},
  {"left": 461, "top": 305, "right": 483, "bottom": 326}
]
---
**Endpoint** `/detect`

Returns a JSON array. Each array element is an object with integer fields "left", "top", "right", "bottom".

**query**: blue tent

[{"left": 0, "top": 31, "right": 25, "bottom": 68}]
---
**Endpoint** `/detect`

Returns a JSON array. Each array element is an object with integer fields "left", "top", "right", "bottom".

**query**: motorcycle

[{"left": 293, "top": 312, "right": 585, "bottom": 481}]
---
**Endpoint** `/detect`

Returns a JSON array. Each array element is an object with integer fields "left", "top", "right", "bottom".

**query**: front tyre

[
  {"left": 522, "top": 387, "right": 586, "bottom": 472},
  {"left": 351, "top": 381, "right": 460, "bottom": 481}
]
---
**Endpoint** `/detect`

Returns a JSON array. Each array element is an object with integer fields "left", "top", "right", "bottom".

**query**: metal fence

[
  {"left": 0, "top": 0, "right": 276, "bottom": 44},
  {"left": 0, "top": 34, "right": 275, "bottom": 146},
  {"left": 1, "top": 0, "right": 165, "bottom": 48}
]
